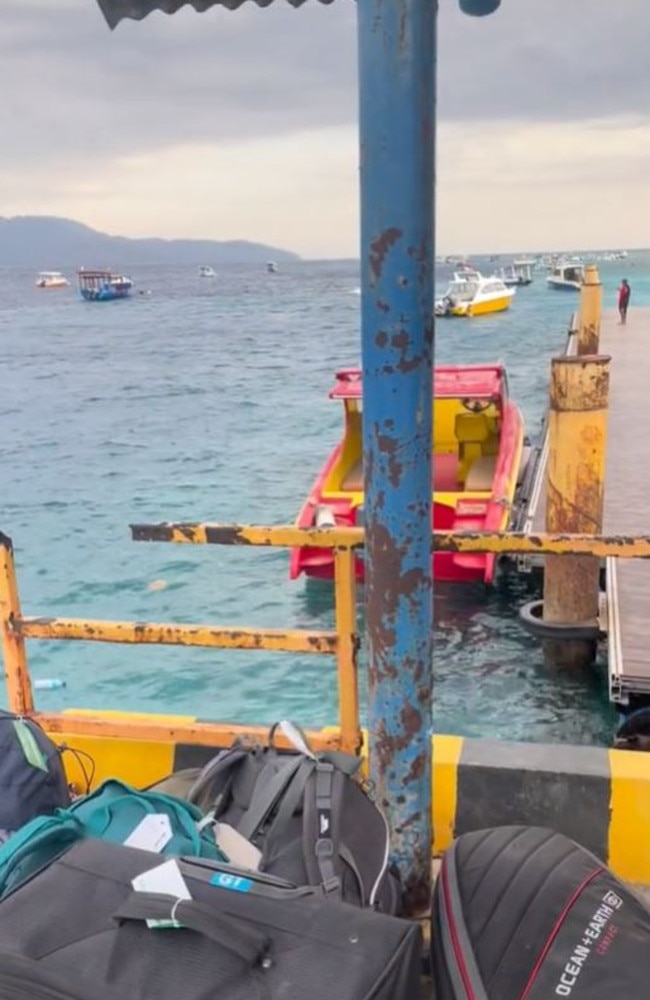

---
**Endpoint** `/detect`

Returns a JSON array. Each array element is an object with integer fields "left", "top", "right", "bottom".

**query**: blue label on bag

[{"left": 210, "top": 873, "right": 253, "bottom": 893}]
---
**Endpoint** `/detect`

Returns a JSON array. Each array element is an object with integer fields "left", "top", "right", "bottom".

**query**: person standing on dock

[{"left": 618, "top": 278, "right": 631, "bottom": 324}]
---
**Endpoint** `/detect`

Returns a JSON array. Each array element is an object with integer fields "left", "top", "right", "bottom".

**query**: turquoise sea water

[{"left": 2, "top": 256, "right": 649, "bottom": 745}]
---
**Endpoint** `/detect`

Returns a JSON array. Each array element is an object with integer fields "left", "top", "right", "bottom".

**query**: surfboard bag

[
  {"left": 0, "top": 838, "right": 422, "bottom": 1000},
  {"left": 432, "top": 825, "right": 650, "bottom": 999}
]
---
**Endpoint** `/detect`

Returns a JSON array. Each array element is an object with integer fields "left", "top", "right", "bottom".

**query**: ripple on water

[{"left": 2, "top": 258, "right": 650, "bottom": 744}]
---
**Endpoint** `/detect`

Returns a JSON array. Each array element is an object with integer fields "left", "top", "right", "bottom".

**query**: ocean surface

[{"left": 2, "top": 256, "right": 649, "bottom": 746}]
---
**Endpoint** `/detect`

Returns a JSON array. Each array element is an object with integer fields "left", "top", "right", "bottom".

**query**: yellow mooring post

[
  {"left": 542, "top": 355, "right": 611, "bottom": 669},
  {"left": 577, "top": 265, "right": 603, "bottom": 355}
]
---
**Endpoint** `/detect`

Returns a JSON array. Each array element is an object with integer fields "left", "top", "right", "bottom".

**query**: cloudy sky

[{"left": 3, "top": 0, "right": 650, "bottom": 257}]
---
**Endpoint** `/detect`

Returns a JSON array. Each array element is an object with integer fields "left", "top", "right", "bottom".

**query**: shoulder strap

[
  {"left": 302, "top": 761, "right": 344, "bottom": 890},
  {"left": 187, "top": 746, "right": 251, "bottom": 813},
  {"left": 261, "top": 757, "right": 316, "bottom": 864},
  {"left": 237, "top": 755, "right": 304, "bottom": 842}
]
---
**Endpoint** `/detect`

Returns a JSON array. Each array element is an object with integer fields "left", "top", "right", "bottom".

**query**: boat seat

[
  {"left": 341, "top": 459, "right": 363, "bottom": 492},
  {"left": 465, "top": 454, "right": 497, "bottom": 491},
  {"left": 455, "top": 412, "right": 490, "bottom": 483}
]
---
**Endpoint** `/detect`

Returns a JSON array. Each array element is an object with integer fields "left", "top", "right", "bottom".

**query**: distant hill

[{"left": 0, "top": 216, "right": 300, "bottom": 267}]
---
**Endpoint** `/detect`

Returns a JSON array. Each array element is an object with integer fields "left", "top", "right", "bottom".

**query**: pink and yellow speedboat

[{"left": 290, "top": 364, "right": 526, "bottom": 585}]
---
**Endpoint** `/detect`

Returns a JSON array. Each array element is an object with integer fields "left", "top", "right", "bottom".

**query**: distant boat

[
  {"left": 546, "top": 262, "right": 584, "bottom": 291},
  {"left": 267, "top": 261, "right": 278, "bottom": 274},
  {"left": 198, "top": 265, "right": 216, "bottom": 277},
  {"left": 499, "top": 260, "right": 534, "bottom": 287},
  {"left": 77, "top": 269, "right": 133, "bottom": 302},
  {"left": 36, "top": 271, "right": 69, "bottom": 289},
  {"left": 435, "top": 270, "right": 515, "bottom": 317}
]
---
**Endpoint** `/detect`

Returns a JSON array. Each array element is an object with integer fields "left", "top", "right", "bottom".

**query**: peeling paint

[{"left": 369, "top": 227, "right": 403, "bottom": 283}]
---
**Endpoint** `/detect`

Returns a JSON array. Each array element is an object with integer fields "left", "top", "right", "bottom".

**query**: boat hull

[
  {"left": 546, "top": 279, "right": 580, "bottom": 291},
  {"left": 463, "top": 293, "right": 513, "bottom": 316},
  {"left": 442, "top": 293, "right": 514, "bottom": 317},
  {"left": 80, "top": 286, "right": 132, "bottom": 302}
]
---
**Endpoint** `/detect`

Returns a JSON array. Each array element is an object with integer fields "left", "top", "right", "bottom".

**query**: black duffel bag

[
  {"left": 0, "top": 838, "right": 422, "bottom": 1000},
  {"left": 432, "top": 825, "right": 650, "bottom": 999}
]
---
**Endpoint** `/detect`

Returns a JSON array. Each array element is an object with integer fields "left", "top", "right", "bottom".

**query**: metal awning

[{"left": 96, "top": 0, "right": 336, "bottom": 30}]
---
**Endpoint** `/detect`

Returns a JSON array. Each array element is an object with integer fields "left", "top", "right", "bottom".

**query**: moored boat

[
  {"left": 289, "top": 364, "right": 526, "bottom": 585},
  {"left": 77, "top": 269, "right": 133, "bottom": 301},
  {"left": 547, "top": 262, "right": 584, "bottom": 290},
  {"left": 435, "top": 270, "right": 515, "bottom": 316},
  {"left": 198, "top": 265, "right": 216, "bottom": 277},
  {"left": 35, "top": 271, "right": 70, "bottom": 289},
  {"left": 500, "top": 260, "right": 534, "bottom": 287}
]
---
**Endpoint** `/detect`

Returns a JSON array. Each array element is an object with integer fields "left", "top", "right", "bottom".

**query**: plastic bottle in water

[{"left": 33, "top": 678, "right": 66, "bottom": 691}]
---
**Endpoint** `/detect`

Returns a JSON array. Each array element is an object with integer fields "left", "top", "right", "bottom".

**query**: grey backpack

[
  {"left": 180, "top": 722, "right": 401, "bottom": 914},
  {"left": 0, "top": 711, "right": 70, "bottom": 842}
]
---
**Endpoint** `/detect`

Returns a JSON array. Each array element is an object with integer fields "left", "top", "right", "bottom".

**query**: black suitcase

[
  {"left": 0, "top": 838, "right": 422, "bottom": 1000},
  {"left": 432, "top": 825, "right": 650, "bottom": 999}
]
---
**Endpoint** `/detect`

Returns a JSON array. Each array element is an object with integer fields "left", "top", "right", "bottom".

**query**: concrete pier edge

[
  {"left": 53, "top": 714, "right": 650, "bottom": 885},
  {"left": 433, "top": 733, "right": 650, "bottom": 884}
]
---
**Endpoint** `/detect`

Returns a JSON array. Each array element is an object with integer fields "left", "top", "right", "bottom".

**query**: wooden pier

[
  {"left": 602, "top": 306, "right": 650, "bottom": 704},
  {"left": 523, "top": 307, "right": 650, "bottom": 704}
]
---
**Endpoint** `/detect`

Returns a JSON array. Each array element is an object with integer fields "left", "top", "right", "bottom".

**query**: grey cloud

[{"left": 2, "top": 0, "right": 650, "bottom": 174}]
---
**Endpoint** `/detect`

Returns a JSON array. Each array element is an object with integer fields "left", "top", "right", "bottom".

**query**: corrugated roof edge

[{"left": 96, "top": 0, "right": 336, "bottom": 31}]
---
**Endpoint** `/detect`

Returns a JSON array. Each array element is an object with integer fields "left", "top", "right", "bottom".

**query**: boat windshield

[
  {"left": 447, "top": 280, "right": 477, "bottom": 300},
  {"left": 564, "top": 267, "right": 583, "bottom": 281}
]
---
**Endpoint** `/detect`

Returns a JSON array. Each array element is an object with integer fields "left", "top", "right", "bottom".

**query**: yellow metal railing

[
  {"left": 3, "top": 523, "right": 650, "bottom": 756},
  {"left": 0, "top": 527, "right": 361, "bottom": 752}
]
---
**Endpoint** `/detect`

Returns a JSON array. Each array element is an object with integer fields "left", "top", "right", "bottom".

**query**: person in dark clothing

[{"left": 618, "top": 278, "right": 631, "bottom": 324}]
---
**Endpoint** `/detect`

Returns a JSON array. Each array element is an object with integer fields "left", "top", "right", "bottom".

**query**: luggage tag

[
  {"left": 124, "top": 814, "right": 173, "bottom": 854},
  {"left": 132, "top": 858, "right": 191, "bottom": 930},
  {"left": 214, "top": 822, "right": 262, "bottom": 871}
]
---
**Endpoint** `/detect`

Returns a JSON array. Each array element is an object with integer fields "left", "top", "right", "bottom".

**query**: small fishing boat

[
  {"left": 77, "top": 269, "right": 133, "bottom": 302},
  {"left": 35, "top": 271, "right": 70, "bottom": 289},
  {"left": 547, "top": 262, "right": 584, "bottom": 291},
  {"left": 289, "top": 364, "right": 526, "bottom": 585},
  {"left": 267, "top": 261, "right": 278, "bottom": 274},
  {"left": 435, "top": 270, "right": 515, "bottom": 316},
  {"left": 198, "top": 265, "right": 216, "bottom": 277}
]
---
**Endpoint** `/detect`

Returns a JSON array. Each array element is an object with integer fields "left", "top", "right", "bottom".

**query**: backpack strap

[
  {"left": 187, "top": 746, "right": 251, "bottom": 814},
  {"left": 261, "top": 757, "right": 316, "bottom": 864},
  {"left": 237, "top": 755, "right": 305, "bottom": 842},
  {"left": 302, "top": 760, "right": 344, "bottom": 890}
]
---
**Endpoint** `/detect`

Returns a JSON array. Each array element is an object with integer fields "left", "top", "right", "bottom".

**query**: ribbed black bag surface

[
  {"left": 432, "top": 825, "right": 650, "bottom": 1000},
  {"left": 0, "top": 838, "right": 422, "bottom": 1000}
]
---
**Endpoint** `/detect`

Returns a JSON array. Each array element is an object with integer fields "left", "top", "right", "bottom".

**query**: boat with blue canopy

[{"left": 77, "top": 268, "right": 133, "bottom": 301}]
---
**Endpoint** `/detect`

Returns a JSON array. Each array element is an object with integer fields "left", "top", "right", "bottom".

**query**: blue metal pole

[{"left": 357, "top": 0, "right": 435, "bottom": 913}]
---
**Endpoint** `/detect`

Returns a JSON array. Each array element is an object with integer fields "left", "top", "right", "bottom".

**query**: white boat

[
  {"left": 435, "top": 270, "right": 515, "bottom": 317},
  {"left": 198, "top": 265, "right": 216, "bottom": 278},
  {"left": 546, "top": 262, "right": 584, "bottom": 291},
  {"left": 35, "top": 271, "right": 70, "bottom": 289},
  {"left": 266, "top": 261, "right": 278, "bottom": 274},
  {"left": 500, "top": 260, "right": 534, "bottom": 287}
]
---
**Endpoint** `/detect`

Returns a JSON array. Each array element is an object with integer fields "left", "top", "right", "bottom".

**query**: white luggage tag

[
  {"left": 131, "top": 858, "right": 191, "bottom": 930},
  {"left": 124, "top": 814, "right": 173, "bottom": 854},
  {"left": 214, "top": 822, "right": 262, "bottom": 871}
]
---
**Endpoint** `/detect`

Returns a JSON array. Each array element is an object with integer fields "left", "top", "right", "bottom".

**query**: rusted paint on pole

[
  {"left": 544, "top": 355, "right": 611, "bottom": 668},
  {"left": 0, "top": 534, "right": 34, "bottom": 714},
  {"left": 357, "top": 0, "right": 435, "bottom": 913},
  {"left": 577, "top": 265, "right": 603, "bottom": 355}
]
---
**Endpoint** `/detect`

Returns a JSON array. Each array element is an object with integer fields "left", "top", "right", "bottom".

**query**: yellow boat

[{"left": 435, "top": 269, "right": 515, "bottom": 317}]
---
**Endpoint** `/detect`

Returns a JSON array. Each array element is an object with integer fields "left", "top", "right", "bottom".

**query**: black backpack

[
  {"left": 181, "top": 722, "right": 401, "bottom": 914},
  {"left": 0, "top": 711, "right": 70, "bottom": 841}
]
